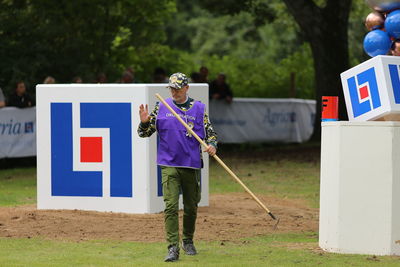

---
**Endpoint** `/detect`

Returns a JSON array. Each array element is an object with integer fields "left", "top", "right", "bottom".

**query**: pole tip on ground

[
  {"left": 268, "top": 212, "right": 280, "bottom": 230},
  {"left": 273, "top": 218, "right": 280, "bottom": 230}
]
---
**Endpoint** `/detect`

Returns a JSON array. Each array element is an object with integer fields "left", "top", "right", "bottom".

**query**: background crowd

[{"left": 0, "top": 66, "right": 233, "bottom": 109}]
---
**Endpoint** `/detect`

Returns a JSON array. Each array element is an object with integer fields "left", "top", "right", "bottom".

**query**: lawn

[
  {"left": 0, "top": 167, "right": 36, "bottom": 206},
  {"left": 0, "top": 144, "right": 399, "bottom": 266}
]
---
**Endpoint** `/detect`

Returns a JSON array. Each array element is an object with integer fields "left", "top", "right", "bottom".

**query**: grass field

[
  {"left": 0, "top": 144, "right": 399, "bottom": 266},
  {"left": 0, "top": 167, "right": 36, "bottom": 206}
]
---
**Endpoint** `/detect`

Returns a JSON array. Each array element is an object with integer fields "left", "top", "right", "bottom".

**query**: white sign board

[{"left": 36, "top": 84, "right": 209, "bottom": 213}]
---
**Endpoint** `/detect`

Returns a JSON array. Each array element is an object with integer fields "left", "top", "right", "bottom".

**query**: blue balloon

[
  {"left": 366, "top": 1, "right": 400, "bottom": 13},
  {"left": 363, "top": 29, "right": 391, "bottom": 57},
  {"left": 385, "top": 9, "right": 400, "bottom": 38}
]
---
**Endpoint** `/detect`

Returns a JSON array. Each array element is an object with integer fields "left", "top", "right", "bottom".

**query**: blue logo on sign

[
  {"left": 24, "top": 122, "right": 34, "bottom": 133},
  {"left": 388, "top": 64, "right": 400, "bottom": 104},
  {"left": 51, "top": 103, "right": 132, "bottom": 197},
  {"left": 347, "top": 67, "right": 381, "bottom": 118}
]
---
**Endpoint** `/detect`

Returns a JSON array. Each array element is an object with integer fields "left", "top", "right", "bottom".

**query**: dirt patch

[{"left": 0, "top": 193, "right": 318, "bottom": 242}]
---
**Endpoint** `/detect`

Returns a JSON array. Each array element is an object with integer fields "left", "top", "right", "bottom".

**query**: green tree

[
  {"left": 0, "top": 0, "right": 175, "bottom": 92},
  {"left": 164, "top": 0, "right": 315, "bottom": 99},
  {"left": 282, "top": 0, "right": 352, "bottom": 139}
]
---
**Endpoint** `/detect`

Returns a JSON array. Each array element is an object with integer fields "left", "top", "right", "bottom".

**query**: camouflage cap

[{"left": 167, "top": 72, "right": 188, "bottom": 89}]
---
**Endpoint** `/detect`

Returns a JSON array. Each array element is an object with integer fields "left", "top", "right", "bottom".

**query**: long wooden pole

[{"left": 155, "top": 93, "right": 278, "bottom": 221}]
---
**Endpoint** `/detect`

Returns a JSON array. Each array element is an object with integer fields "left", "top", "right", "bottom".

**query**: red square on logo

[
  {"left": 80, "top": 137, "right": 103, "bottom": 163},
  {"left": 359, "top": 86, "right": 369, "bottom": 100}
]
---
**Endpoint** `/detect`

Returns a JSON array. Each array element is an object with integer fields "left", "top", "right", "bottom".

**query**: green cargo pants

[{"left": 161, "top": 166, "right": 201, "bottom": 247}]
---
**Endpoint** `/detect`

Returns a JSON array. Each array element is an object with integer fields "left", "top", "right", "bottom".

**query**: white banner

[
  {"left": 209, "top": 98, "right": 316, "bottom": 143},
  {"left": 0, "top": 107, "right": 36, "bottom": 158}
]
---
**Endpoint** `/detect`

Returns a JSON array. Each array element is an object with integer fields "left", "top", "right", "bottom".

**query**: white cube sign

[
  {"left": 341, "top": 55, "right": 400, "bottom": 121},
  {"left": 36, "top": 84, "right": 209, "bottom": 213}
]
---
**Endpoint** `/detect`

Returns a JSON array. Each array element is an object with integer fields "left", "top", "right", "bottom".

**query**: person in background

[
  {"left": 391, "top": 39, "right": 400, "bottom": 56},
  {"left": 152, "top": 67, "right": 169, "bottom": 83},
  {"left": 7, "top": 81, "right": 34, "bottom": 108},
  {"left": 0, "top": 87, "right": 5, "bottom": 108},
  {"left": 72, "top": 76, "right": 83, "bottom": 83},
  {"left": 121, "top": 70, "right": 134, "bottom": 83},
  {"left": 95, "top": 73, "right": 107, "bottom": 83},
  {"left": 209, "top": 73, "right": 233, "bottom": 103},
  {"left": 190, "top": 72, "right": 201, "bottom": 83},
  {"left": 198, "top": 66, "right": 209, "bottom": 84},
  {"left": 43, "top": 76, "right": 56, "bottom": 84}
]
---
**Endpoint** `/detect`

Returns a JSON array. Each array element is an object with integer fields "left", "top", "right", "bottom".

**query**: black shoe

[
  {"left": 182, "top": 240, "right": 197, "bottom": 255},
  {"left": 164, "top": 245, "right": 179, "bottom": 262}
]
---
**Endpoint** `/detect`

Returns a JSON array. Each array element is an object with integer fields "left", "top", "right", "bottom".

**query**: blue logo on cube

[
  {"left": 50, "top": 103, "right": 133, "bottom": 197},
  {"left": 388, "top": 64, "right": 400, "bottom": 104},
  {"left": 347, "top": 67, "right": 381, "bottom": 118}
]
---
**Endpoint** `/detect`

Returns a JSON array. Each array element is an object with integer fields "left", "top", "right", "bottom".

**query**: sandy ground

[{"left": 0, "top": 193, "right": 318, "bottom": 242}]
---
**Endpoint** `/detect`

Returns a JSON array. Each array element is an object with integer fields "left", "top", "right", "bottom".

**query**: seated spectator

[
  {"left": 43, "top": 76, "right": 56, "bottom": 84},
  {"left": 121, "top": 70, "right": 134, "bottom": 83},
  {"left": 95, "top": 73, "right": 107, "bottom": 83},
  {"left": 391, "top": 40, "right": 400, "bottom": 56},
  {"left": 209, "top": 73, "right": 233, "bottom": 103},
  {"left": 199, "top": 66, "right": 209, "bottom": 84},
  {"left": 72, "top": 76, "right": 83, "bottom": 83},
  {"left": 0, "top": 87, "right": 5, "bottom": 108},
  {"left": 7, "top": 81, "right": 34, "bottom": 108},
  {"left": 152, "top": 67, "right": 168, "bottom": 83},
  {"left": 190, "top": 72, "right": 201, "bottom": 83}
]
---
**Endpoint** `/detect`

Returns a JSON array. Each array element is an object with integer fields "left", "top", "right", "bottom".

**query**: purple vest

[{"left": 156, "top": 98, "right": 206, "bottom": 169}]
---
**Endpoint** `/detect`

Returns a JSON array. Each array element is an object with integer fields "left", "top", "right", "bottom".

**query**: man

[
  {"left": 138, "top": 72, "right": 217, "bottom": 262},
  {"left": 152, "top": 67, "right": 169, "bottom": 83},
  {"left": 199, "top": 66, "right": 209, "bottom": 83},
  {"left": 7, "top": 81, "right": 34, "bottom": 108},
  {"left": 209, "top": 73, "right": 233, "bottom": 103},
  {"left": 391, "top": 39, "right": 400, "bottom": 56},
  {"left": 0, "top": 87, "right": 5, "bottom": 108}
]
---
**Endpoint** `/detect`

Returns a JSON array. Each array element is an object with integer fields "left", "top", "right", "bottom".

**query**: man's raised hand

[{"left": 139, "top": 104, "right": 150, "bottom": 123}]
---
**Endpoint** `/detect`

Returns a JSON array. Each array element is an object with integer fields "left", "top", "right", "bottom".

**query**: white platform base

[{"left": 319, "top": 121, "right": 400, "bottom": 255}]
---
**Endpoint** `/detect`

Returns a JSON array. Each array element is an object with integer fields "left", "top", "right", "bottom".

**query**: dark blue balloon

[
  {"left": 363, "top": 30, "right": 391, "bottom": 57},
  {"left": 385, "top": 9, "right": 400, "bottom": 38},
  {"left": 380, "top": 3, "right": 400, "bottom": 12},
  {"left": 366, "top": 0, "right": 400, "bottom": 12}
]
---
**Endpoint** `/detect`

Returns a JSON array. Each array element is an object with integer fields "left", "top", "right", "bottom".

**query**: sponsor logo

[
  {"left": 0, "top": 120, "right": 34, "bottom": 135},
  {"left": 346, "top": 67, "right": 381, "bottom": 118},
  {"left": 166, "top": 112, "right": 196, "bottom": 120},
  {"left": 50, "top": 103, "right": 132, "bottom": 197},
  {"left": 262, "top": 108, "right": 296, "bottom": 127},
  {"left": 388, "top": 64, "right": 400, "bottom": 104},
  {"left": 24, "top": 122, "right": 34, "bottom": 133}
]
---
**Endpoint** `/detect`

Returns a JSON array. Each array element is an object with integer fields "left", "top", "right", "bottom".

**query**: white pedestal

[{"left": 319, "top": 121, "right": 400, "bottom": 255}]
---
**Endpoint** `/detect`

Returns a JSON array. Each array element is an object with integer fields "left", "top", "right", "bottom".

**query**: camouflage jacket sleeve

[
  {"left": 204, "top": 112, "right": 218, "bottom": 148},
  {"left": 137, "top": 103, "right": 159, "bottom": 138}
]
